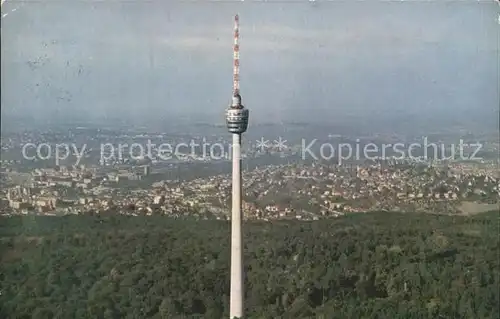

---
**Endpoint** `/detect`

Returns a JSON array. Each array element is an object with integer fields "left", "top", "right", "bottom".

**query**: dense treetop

[{"left": 1, "top": 211, "right": 498, "bottom": 318}]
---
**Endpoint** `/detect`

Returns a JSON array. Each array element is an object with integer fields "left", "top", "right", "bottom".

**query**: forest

[{"left": 0, "top": 211, "right": 498, "bottom": 319}]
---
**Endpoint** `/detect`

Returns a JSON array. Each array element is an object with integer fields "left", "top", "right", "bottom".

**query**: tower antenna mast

[
  {"left": 231, "top": 14, "right": 243, "bottom": 108},
  {"left": 233, "top": 14, "right": 240, "bottom": 97}
]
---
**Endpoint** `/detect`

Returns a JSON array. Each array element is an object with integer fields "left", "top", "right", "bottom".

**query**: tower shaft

[{"left": 230, "top": 133, "right": 243, "bottom": 319}]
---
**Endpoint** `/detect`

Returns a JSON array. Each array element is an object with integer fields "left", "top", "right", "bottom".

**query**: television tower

[{"left": 225, "top": 14, "right": 249, "bottom": 319}]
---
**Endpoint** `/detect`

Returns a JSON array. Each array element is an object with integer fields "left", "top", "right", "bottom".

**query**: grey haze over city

[{"left": 1, "top": 0, "right": 498, "bottom": 133}]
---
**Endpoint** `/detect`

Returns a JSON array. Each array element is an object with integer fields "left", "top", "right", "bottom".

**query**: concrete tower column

[{"left": 230, "top": 133, "right": 243, "bottom": 318}]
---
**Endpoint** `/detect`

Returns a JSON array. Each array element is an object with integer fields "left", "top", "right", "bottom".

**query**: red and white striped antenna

[{"left": 233, "top": 14, "right": 240, "bottom": 97}]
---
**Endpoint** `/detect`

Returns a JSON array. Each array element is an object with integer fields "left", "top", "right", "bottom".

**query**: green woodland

[{"left": 0, "top": 211, "right": 498, "bottom": 319}]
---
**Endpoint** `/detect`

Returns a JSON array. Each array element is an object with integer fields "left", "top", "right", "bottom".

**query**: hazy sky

[{"left": 1, "top": 1, "right": 498, "bottom": 129}]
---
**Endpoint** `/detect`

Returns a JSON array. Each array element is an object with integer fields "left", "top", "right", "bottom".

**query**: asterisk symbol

[
  {"left": 255, "top": 137, "right": 270, "bottom": 152},
  {"left": 273, "top": 137, "right": 288, "bottom": 151}
]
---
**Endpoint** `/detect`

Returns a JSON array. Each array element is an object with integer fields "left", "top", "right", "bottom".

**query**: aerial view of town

[
  {"left": 1, "top": 1, "right": 498, "bottom": 318},
  {"left": 1, "top": 126, "right": 498, "bottom": 219}
]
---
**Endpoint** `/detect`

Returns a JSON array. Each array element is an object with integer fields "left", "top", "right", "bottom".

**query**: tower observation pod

[
  {"left": 226, "top": 14, "right": 249, "bottom": 319},
  {"left": 226, "top": 99, "right": 249, "bottom": 134}
]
